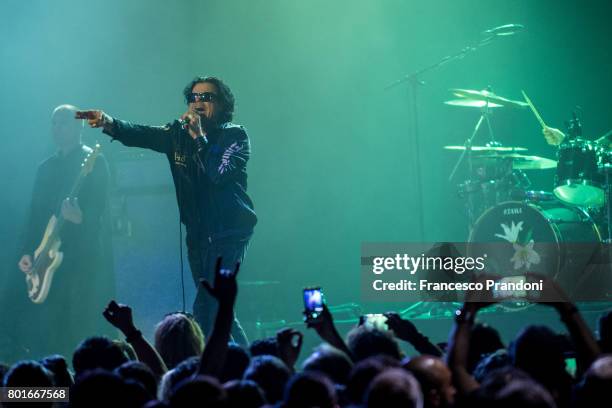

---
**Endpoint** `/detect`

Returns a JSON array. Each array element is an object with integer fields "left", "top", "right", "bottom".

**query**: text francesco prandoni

[
  {"left": 369, "top": 253, "right": 545, "bottom": 293},
  {"left": 371, "top": 253, "right": 485, "bottom": 292}
]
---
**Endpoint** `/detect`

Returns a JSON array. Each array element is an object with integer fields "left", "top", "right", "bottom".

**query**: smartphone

[
  {"left": 303, "top": 287, "right": 325, "bottom": 322},
  {"left": 362, "top": 313, "right": 388, "bottom": 331},
  {"left": 492, "top": 275, "right": 527, "bottom": 299}
]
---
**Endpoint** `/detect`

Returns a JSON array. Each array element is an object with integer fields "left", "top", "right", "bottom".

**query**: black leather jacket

[{"left": 104, "top": 119, "right": 257, "bottom": 245}]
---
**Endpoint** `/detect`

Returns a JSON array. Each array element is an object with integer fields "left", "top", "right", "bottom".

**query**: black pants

[{"left": 187, "top": 236, "right": 250, "bottom": 346}]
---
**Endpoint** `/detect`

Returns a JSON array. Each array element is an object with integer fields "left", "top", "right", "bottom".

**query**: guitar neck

[{"left": 50, "top": 160, "right": 94, "bottom": 237}]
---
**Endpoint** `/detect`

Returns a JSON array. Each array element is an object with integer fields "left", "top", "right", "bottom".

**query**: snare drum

[{"left": 554, "top": 139, "right": 605, "bottom": 207}]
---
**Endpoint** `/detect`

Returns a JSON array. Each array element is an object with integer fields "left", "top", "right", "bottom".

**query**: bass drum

[{"left": 468, "top": 201, "right": 602, "bottom": 304}]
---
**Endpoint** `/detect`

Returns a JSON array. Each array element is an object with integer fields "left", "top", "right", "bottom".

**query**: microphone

[
  {"left": 482, "top": 24, "right": 525, "bottom": 36},
  {"left": 178, "top": 117, "right": 208, "bottom": 144}
]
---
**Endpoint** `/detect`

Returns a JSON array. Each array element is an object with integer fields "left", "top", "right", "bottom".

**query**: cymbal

[
  {"left": 444, "top": 99, "right": 503, "bottom": 108},
  {"left": 479, "top": 153, "right": 557, "bottom": 170},
  {"left": 450, "top": 88, "right": 528, "bottom": 108},
  {"left": 444, "top": 145, "right": 528, "bottom": 152},
  {"left": 595, "top": 129, "right": 612, "bottom": 144},
  {"left": 509, "top": 155, "right": 557, "bottom": 170}
]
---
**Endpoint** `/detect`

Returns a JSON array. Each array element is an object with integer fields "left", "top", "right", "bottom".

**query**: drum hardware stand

[
  {"left": 448, "top": 100, "right": 498, "bottom": 228},
  {"left": 385, "top": 30, "right": 508, "bottom": 240},
  {"left": 449, "top": 92, "right": 497, "bottom": 183},
  {"left": 565, "top": 111, "right": 582, "bottom": 141}
]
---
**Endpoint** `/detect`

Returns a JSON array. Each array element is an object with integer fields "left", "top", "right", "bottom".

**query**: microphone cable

[
  {"left": 176, "top": 119, "right": 187, "bottom": 313},
  {"left": 179, "top": 218, "right": 186, "bottom": 313}
]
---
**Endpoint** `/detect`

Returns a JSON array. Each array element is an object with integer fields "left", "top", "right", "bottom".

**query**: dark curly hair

[{"left": 183, "top": 76, "right": 235, "bottom": 123}]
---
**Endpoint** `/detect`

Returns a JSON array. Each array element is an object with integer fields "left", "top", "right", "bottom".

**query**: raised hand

[
  {"left": 197, "top": 257, "right": 241, "bottom": 376},
  {"left": 543, "top": 126, "right": 565, "bottom": 146},
  {"left": 103, "top": 300, "right": 137, "bottom": 335},
  {"left": 305, "top": 303, "right": 335, "bottom": 338},
  {"left": 200, "top": 257, "right": 240, "bottom": 307},
  {"left": 304, "top": 300, "right": 353, "bottom": 360},
  {"left": 463, "top": 273, "right": 501, "bottom": 312},
  {"left": 75, "top": 110, "right": 113, "bottom": 129},
  {"left": 103, "top": 300, "right": 168, "bottom": 377},
  {"left": 385, "top": 311, "right": 443, "bottom": 357},
  {"left": 525, "top": 272, "right": 571, "bottom": 309},
  {"left": 526, "top": 273, "right": 601, "bottom": 374},
  {"left": 276, "top": 328, "right": 303, "bottom": 370},
  {"left": 384, "top": 312, "right": 419, "bottom": 341}
]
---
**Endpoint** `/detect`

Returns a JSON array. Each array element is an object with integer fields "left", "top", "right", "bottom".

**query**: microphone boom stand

[{"left": 385, "top": 34, "right": 498, "bottom": 241}]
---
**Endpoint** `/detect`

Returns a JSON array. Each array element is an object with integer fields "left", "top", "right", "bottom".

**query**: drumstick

[
  {"left": 521, "top": 90, "right": 547, "bottom": 129},
  {"left": 595, "top": 129, "right": 612, "bottom": 144}
]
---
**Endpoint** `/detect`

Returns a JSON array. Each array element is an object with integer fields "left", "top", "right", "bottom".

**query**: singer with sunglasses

[{"left": 76, "top": 76, "right": 256, "bottom": 346}]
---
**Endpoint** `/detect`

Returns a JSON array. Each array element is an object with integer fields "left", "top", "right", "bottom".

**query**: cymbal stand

[
  {"left": 448, "top": 100, "right": 495, "bottom": 182},
  {"left": 448, "top": 101, "right": 498, "bottom": 227}
]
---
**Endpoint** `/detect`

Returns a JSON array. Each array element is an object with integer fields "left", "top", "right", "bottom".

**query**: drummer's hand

[
  {"left": 543, "top": 126, "right": 565, "bottom": 146},
  {"left": 75, "top": 110, "right": 113, "bottom": 130}
]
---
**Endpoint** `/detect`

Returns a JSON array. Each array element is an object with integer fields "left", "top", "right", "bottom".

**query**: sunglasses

[{"left": 187, "top": 92, "right": 217, "bottom": 103}]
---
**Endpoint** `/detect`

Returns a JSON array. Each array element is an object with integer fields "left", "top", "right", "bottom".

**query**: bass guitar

[{"left": 25, "top": 144, "right": 101, "bottom": 303}]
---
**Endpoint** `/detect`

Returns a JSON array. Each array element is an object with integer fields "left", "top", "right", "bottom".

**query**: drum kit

[{"left": 444, "top": 87, "right": 612, "bottom": 302}]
